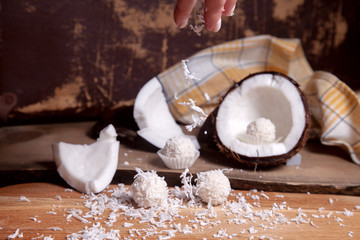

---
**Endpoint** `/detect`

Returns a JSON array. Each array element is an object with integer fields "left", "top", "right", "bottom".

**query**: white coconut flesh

[
  {"left": 134, "top": 77, "right": 200, "bottom": 149},
  {"left": 53, "top": 124, "right": 119, "bottom": 194},
  {"left": 216, "top": 73, "right": 307, "bottom": 158}
]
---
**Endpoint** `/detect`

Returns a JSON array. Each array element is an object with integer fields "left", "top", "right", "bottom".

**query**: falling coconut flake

[
  {"left": 182, "top": 60, "right": 200, "bottom": 82},
  {"left": 179, "top": 98, "right": 208, "bottom": 132},
  {"left": 188, "top": 0, "right": 205, "bottom": 36}
]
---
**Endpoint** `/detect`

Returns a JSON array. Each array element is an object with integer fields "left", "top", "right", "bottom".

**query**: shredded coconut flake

[
  {"left": 7, "top": 229, "right": 21, "bottom": 239},
  {"left": 179, "top": 98, "right": 207, "bottom": 132},
  {"left": 182, "top": 59, "right": 200, "bottom": 81},
  {"left": 48, "top": 227, "right": 63, "bottom": 231},
  {"left": 19, "top": 196, "right": 30, "bottom": 202}
]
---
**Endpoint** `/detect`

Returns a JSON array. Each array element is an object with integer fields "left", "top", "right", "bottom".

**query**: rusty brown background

[{"left": 0, "top": 0, "right": 359, "bottom": 124}]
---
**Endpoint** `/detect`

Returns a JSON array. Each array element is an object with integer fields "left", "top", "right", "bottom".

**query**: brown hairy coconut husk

[{"left": 206, "top": 71, "right": 311, "bottom": 168}]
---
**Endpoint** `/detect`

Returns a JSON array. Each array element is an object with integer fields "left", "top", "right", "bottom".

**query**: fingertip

[
  {"left": 223, "top": 5, "right": 235, "bottom": 16},
  {"left": 211, "top": 18, "right": 222, "bottom": 32},
  {"left": 178, "top": 18, "right": 189, "bottom": 29}
]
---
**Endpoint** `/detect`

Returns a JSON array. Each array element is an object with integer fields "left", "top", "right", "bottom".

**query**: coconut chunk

[
  {"left": 53, "top": 124, "right": 119, "bottom": 194},
  {"left": 134, "top": 77, "right": 200, "bottom": 149}
]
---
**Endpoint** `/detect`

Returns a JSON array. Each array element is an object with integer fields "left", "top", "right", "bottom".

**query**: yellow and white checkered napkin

[{"left": 156, "top": 35, "right": 360, "bottom": 165}]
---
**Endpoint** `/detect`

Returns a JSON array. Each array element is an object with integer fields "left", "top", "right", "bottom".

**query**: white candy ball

[
  {"left": 131, "top": 168, "right": 168, "bottom": 208},
  {"left": 196, "top": 170, "right": 231, "bottom": 205}
]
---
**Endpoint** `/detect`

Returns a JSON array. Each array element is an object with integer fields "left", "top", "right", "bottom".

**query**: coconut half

[
  {"left": 133, "top": 77, "right": 200, "bottom": 149},
  {"left": 53, "top": 124, "right": 119, "bottom": 194},
  {"left": 215, "top": 72, "right": 311, "bottom": 167}
]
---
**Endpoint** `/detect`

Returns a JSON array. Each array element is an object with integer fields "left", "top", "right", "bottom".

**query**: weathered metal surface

[{"left": 0, "top": 0, "right": 358, "bottom": 124}]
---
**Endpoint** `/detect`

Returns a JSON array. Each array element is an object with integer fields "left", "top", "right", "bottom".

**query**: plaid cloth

[{"left": 156, "top": 35, "right": 360, "bottom": 165}]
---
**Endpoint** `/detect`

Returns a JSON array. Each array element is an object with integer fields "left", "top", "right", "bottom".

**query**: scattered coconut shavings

[
  {"left": 260, "top": 192, "right": 270, "bottom": 200},
  {"left": 31, "top": 234, "right": 44, "bottom": 240},
  {"left": 213, "top": 228, "right": 237, "bottom": 238},
  {"left": 48, "top": 227, "right": 63, "bottom": 231},
  {"left": 259, "top": 236, "right": 274, "bottom": 240},
  {"left": 7, "top": 168, "right": 358, "bottom": 240},
  {"left": 310, "top": 221, "right": 319, "bottom": 228},
  {"left": 19, "top": 196, "right": 30, "bottom": 202},
  {"left": 336, "top": 208, "right": 354, "bottom": 216},
  {"left": 291, "top": 208, "right": 310, "bottom": 224},
  {"left": 248, "top": 226, "right": 258, "bottom": 234},
  {"left": 7, "top": 228, "right": 21, "bottom": 239},
  {"left": 355, "top": 205, "right": 360, "bottom": 210},
  {"left": 329, "top": 198, "right": 334, "bottom": 204},
  {"left": 123, "top": 222, "right": 134, "bottom": 228},
  {"left": 54, "top": 195, "right": 62, "bottom": 201},
  {"left": 67, "top": 222, "right": 120, "bottom": 240},
  {"left": 66, "top": 208, "right": 90, "bottom": 223},
  {"left": 29, "top": 216, "right": 41, "bottom": 223},
  {"left": 334, "top": 216, "right": 344, "bottom": 223},
  {"left": 170, "top": 168, "right": 198, "bottom": 206}
]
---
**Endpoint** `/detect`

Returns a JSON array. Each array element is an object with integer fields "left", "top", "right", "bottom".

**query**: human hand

[{"left": 174, "top": 0, "right": 237, "bottom": 32}]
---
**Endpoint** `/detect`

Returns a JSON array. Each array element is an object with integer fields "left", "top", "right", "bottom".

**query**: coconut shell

[{"left": 213, "top": 71, "right": 311, "bottom": 168}]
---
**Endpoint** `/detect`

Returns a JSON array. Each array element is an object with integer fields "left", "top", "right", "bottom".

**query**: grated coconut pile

[{"left": 6, "top": 169, "right": 359, "bottom": 239}]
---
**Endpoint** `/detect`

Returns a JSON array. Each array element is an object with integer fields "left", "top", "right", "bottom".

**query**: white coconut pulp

[
  {"left": 53, "top": 124, "right": 119, "bottom": 194},
  {"left": 133, "top": 77, "right": 200, "bottom": 149},
  {"left": 216, "top": 73, "right": 306, "bottom": 158}
]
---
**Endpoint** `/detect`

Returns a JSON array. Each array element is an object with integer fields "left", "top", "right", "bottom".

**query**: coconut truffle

[
  {"left": 196, "top": 170, "right": 231, "bottom": 205},
  {"left": 131, "top": 168, "right": 168, "bottom": 208},
  {"left": 157, "top": 136, "right": 199, "bottom": 169},
  {"left": 246, "top": 118, "right": 276, "bottom": 143}
]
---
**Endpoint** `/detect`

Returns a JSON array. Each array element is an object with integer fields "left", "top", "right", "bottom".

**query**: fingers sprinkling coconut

[
  {"left": 196, "top": 169, "right": 231, "bottom": 205},
  {"left": 131, "top": 168, "right": 168, "bottom": 208}
]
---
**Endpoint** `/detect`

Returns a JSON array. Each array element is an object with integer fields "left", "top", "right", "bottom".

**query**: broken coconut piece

[
  {"left": 53, "top": 124, "right": 119, "bottom": 194},
  {"left": 131, "top": 168, "right": 168, "bottom": 208},
  {"left": 196, "top": 169, "right": 231, "bottom": 205},
  {"left": 133, "top": 77, "right": 200, "bottom": 149},
  {"left": 215, "top": 71, "right": 311, "bottom": 167},
  {"left": 157, "top": 135, "right": 200, "bottom": 169}
]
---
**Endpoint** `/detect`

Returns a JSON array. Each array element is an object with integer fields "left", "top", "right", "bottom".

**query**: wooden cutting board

[
  {"left": 1, "top": 121, "right": 360, "bottom": 195},
  {"left": 0, "top": 182, "right": 359, "bottom": 239}
]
